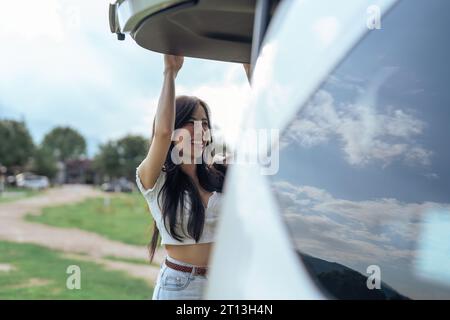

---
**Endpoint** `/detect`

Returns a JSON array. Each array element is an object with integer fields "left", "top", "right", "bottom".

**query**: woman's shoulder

[{"left": 135, "top": 166, "right": 166, "bottom": 199}]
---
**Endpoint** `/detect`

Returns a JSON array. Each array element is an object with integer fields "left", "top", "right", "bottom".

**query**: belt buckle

[{"left": 195, "top": 266, "right": 207, "bottom": 276}]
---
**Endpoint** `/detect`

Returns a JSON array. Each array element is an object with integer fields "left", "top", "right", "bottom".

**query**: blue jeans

[{"left": 152, "top": 255, "right": 209, "bottom": 300}]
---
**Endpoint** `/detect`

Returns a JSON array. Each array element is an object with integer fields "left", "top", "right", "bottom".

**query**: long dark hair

[{"left": 148, "top": 95, "right": 226, "bottom": 263}]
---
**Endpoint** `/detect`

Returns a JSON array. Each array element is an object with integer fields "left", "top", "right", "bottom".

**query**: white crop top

[{"left": 135, "top": 164, "right": 222, "bottom": 245}]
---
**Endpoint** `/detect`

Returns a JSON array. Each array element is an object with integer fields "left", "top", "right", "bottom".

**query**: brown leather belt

[{"left": 165, "top": 258, "right": 208, "bottom": 276}]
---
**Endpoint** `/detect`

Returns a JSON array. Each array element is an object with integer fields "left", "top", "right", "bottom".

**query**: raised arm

[{"left": 137, "top": 54, "right": 184, "bottom": 189}]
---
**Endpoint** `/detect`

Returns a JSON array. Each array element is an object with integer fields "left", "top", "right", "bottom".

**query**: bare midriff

[{"left": 164, "top": 242, "right": 214, "bottom": 267}]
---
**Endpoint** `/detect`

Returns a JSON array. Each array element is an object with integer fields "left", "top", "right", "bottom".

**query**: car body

[
  {"left": 15, "top": 173, "right": 50, "bottom": 190},
  {"left": 101, "top": 178, "right": 134, "bottom": 193},
  {"left": 112, "top": 0, "right": 450, "bottom": 299}
]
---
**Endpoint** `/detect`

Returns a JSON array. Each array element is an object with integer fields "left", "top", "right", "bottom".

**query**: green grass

[
  {"left": 0, "top": 241, "right": 153, "bottom": 299},
  {"left": 104, "top": 255, "right": 159, "bottom": 267},
  {"left": 0, "top": 187, "right": 42, "bottom": 203},
  {"left": 26, "top": 192, "right": 154, "bottom": 246}
]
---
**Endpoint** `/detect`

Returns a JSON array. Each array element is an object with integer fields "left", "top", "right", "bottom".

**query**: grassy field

[
  {"left": 104, "top": 255, "right": 154, "bottom": 266},
  {"left": 26, "top": 192, "right": 154, "bottom": 246},
  {"left": 0, "top": 187, "right": 42, "bottom": 203},
  {"left": 0, "top": 241, "right": 154, "bottom": 299}
]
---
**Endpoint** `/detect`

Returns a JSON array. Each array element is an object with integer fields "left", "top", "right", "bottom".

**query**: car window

[{"left": 270, "top": 0, "right": 450, "bottom": 299}]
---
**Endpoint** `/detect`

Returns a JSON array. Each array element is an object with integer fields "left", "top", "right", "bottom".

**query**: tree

[
  {"left": 94, "top": 134, "right": 148, "bottom": 180},
  {"left": 31, "top": 145, "right": 58, "bottom": 179},
  {"left": 117, "top": 135, "right": 149, "bottom": 180},
  {"left": 93, "top": 140, "right": 121, "bottom": 179},
  {"left": 42, "top": 126, "right": 87, "bottom": 162},
  {"left": 0, "top": 119, "right": 35, "bottom": 169}
]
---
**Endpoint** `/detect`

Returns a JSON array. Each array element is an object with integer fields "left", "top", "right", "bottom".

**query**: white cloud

[
  {"left": 273, "top": 180, "right": 450, "bottom": 270},
  {"left": 424, "top": 173, "right": 439, "bottom": 180},
  {"left": 0, "top": 0, "right": 65, "bottom": 41},
  {"left": 282, "top": 89, "right": 432, "bottom": 167}
]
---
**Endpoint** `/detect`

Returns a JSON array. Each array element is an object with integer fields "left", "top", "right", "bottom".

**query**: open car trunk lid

[{"left": 109, "top": 0, "right": 279, "bottom": 63}]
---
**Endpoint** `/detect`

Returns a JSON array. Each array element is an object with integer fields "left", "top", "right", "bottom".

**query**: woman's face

[{"left": 173, "top": 104, "right": 210, "bottom": 163}]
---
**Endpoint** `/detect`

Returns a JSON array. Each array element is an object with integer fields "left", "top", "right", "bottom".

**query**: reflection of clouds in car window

[
  {"left": 273, "top": 179, "right": 440, "bottom": 249},
  {"left": 280, "top": 86, "right": 432, "bottom": 167},
  {"left": 272, "top": 179, "right": 450, "bottom": 298}
]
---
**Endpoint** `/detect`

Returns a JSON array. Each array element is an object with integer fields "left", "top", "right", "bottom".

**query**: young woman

[{"left": 136, "top": 54, "right": 250, "bottom": 300}]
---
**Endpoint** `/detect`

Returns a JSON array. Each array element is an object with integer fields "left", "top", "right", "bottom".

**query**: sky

[{"left": 0, "top": 0, "right": 251, "bottom": 157}]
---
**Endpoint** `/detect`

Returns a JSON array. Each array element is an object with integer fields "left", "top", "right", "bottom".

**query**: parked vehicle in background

[
  {"left": 101, "top": 178, "right": 134, "bottom": 193},
  {"left": 15, "top": 173, "right": 50, "bottom": 190},
  {"left": 6, "top": 175, "right": 16, "bottom": 186}
]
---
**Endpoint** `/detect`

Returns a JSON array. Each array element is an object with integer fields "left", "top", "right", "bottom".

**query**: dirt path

[{"left": 0, "top": 185, "right": 166, "bottom": 285}]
